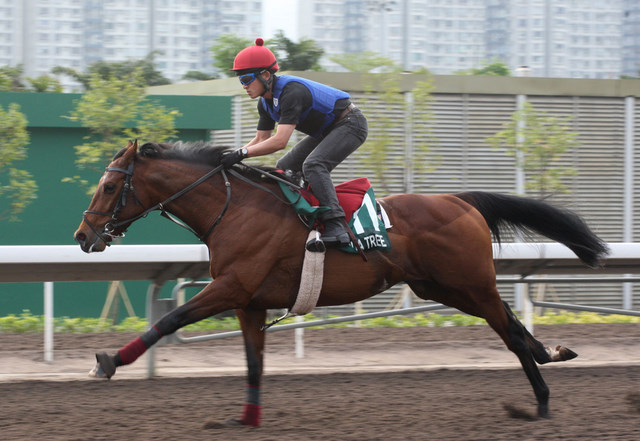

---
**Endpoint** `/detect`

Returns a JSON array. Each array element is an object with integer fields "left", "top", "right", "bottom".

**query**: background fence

[{"left": 203, "top": 73, "right": 640, "bottom": 315}]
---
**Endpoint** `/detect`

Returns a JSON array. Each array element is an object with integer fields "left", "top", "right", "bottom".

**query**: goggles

[{"left": 238, "top": 71, "right": 262, "bottom": 86}]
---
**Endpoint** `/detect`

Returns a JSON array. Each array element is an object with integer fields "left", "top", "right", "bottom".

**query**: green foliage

[
  {"left": 329, "top": 51, "right": 399, "bottom": 73},
  {"left": 52, "top": 52, "right": 171, "bottom": 90},
  {"left": 210, "top": 34, "right": 253, "bottom": 77},
  {"left": 487, "top": 101, "right": 578, "bottom": 197},
  {"left": 64, "top": 69, "right": 180, "bottom": 193},
  {"left": 269, "top": 31, "right": 325, "bottom": 71},
  {"left": 0, "top": 65, "right": 62, "bottom": 92},
  {"left": 2, "top": 310, "right": 638, "bottom": 334},
  {"left": 0, "top": 103, "right": 37, "bottom": 222},
  {"left": 359, "top": 75, "right": 438, "bottom": 194},
  {"left": 210, "top": 32, "right": 325, "bottom": 75},
  {"left": 25, "top": 75, "right": 63, "bottom": 92},
  {"left": 0, "top": 65, "right": 27, "bottom": 91},
  {"left": 182, "top": 70, "right": 218, "bottom": 82},
  {"left": 456, "top": 60, "right": 511, "bottom": 76}
]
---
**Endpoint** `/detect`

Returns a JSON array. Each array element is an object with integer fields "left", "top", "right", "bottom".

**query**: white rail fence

[{"left": 1, "top": 243, "right": 639, "bottom": 375}]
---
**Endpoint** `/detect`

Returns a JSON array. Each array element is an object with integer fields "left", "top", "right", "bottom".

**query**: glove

[{"left": 220, "top": 149, "right": 245, "bottom": 169}]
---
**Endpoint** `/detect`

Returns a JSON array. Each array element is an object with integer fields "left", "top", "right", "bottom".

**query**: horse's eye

[{"left": 104, "top": 183, "right": 116, "bottom": 194}]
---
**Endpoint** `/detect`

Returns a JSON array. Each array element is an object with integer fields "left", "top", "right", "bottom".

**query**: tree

[
  {"left": 487, "top": 101, "right": 578, "bottom": 197},
  {"left": 0, "top": 104, "right": 37, "bottom": 222},
  {"left": 53, "top": 52, "right": 171, "bottom": 90},
  {"left": 210, "top": 34, "right": 252, "bottom": 77},
  {"left": 63, "top": 69, "right": 180, "bottom": 193},
  {"left": 0, "top": 65, "right": 27, "bottom": 91},
  {"left": 456, "top": 60, "right": 511, "bottom": 76},
  {"left": 0, "top": 65, "right": 63, "bottom": 92},
  {"left": 26, "top": 75, "right": 63, "bottom": 92},
  {"left": 269, "top": 31, "right": 324, "bottom": 71},
  {"left": 182, "top": 71, "right": 218, "bottom": 82},
  {"left": 358, "top": 75, "right": 437, "bottom": 194},
  {"left": 329, "top": 52, "right": 398, "bottom": 73}
]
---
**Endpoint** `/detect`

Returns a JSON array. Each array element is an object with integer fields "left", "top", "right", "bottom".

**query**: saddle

[
  {"left": 262, "top": 175, "right": 393, "bottom": 329},
  {"left": 277, "top": 175, "right": 392, "bottom": 254}
]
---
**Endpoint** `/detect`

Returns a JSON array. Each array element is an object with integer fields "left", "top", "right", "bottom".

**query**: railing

[{"left": 2, "top": 243, "right": 639, "bottom": 376}]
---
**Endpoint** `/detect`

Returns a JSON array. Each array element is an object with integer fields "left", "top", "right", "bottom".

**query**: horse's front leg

[
  {"left": 90, "top": 279, "right": 244, "bottom": 379},
  {"left": 226, "top": 308, "right": 267, "bottom": 428}
]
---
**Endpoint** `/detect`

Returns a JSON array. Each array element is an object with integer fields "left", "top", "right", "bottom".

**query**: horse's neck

[
  {"left": 147, "top": 163, "right": 284, "bottom": 232},
  {"left": 145, "top": 163, "right": 229, "bottom": 230}
]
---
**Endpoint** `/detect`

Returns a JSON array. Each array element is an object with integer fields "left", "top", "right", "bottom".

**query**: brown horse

[{"left": 74, "top": 140, "right": 608, "bottom": 426}]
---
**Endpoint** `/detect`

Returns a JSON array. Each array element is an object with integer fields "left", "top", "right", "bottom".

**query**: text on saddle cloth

[{"left": 278, "top": 176, "right": 392, "bottom": 253}]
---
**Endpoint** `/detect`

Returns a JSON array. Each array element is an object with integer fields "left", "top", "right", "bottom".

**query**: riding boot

[{"left": 321, "top": 217, "right": 351, "bottom": 247}]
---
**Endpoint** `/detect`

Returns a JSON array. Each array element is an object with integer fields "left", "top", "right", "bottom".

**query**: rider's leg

[
  {"left": 303, "top": 109, "right": 368, "bottom": 245},
  {"left": 275, "top": 135, "right": 318, "bottom": 173}
]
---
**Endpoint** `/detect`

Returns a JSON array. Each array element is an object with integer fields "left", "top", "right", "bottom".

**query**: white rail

[{"left": 1, "top": 243, "right": 639, "bottom": 368}]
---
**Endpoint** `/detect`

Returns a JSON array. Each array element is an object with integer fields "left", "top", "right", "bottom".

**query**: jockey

[{"left": 221, "top": 38, "right": 368, "bottom": 248}]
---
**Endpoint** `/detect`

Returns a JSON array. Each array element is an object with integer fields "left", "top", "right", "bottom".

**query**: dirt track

[{"left": 1, "top": 324, "right": 639, "bottom": 440}]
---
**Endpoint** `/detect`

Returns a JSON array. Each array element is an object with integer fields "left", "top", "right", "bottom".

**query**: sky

[{"left": 263, "top": 0, "right": 298, "bottom": 40}]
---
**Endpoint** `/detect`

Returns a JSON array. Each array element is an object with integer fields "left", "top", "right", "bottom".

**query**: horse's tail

[{"left": 455, "top": 191, "right": 609, "bottom": 268}]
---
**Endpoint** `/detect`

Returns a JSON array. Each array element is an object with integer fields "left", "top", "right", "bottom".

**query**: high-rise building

[
  {"left": 298, "top": 0, "right": 630, "bottom": 78},
  {"left": 622, "top": 0, "right": 640, "bottom": 77},
  {"left": 0, "top": 0, "right": 262, "bottom": 90},
  {"left": 2, "top": 0, "right": 639, "bottom": 84}
]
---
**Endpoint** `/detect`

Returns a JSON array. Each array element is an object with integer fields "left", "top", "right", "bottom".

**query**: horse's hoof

[
  {"left": 89, "top": 352, "right": 116, "bottom": 379},
  {"left": 558, "top": 345, "right": 578, "bottom": 361},
  {"left": 224, "top": 418, "right": 258, "bottom": 428},
  {"left": 538, "top": 404, "right": 551, "bottom": 419},
  {"left": 546, "top": 345, "right": 578, "bottom": 362}
]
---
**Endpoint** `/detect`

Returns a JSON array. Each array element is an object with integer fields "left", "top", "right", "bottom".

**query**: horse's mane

[{"left": 136, "top": 141, "right": 280, "bottom": 182}]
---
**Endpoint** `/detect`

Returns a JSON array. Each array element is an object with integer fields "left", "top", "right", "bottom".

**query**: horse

[{"left": 74, "top": 140, "right": 609, "bottom": 427}]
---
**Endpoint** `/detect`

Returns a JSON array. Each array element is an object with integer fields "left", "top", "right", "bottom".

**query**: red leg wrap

[
  {"left": 118, "top": 337, "right": 147, "bottom": 365},
  {"left": 241, "top": 403, "right": 261, "bottom": 427}
]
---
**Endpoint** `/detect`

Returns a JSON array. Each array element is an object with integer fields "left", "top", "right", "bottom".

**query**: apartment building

[
  {"left": 299, "top": 0, "right": 629, "bottom": 78},
  {"left": 0, "top": 0, "right": 262, "bottom": 90}
]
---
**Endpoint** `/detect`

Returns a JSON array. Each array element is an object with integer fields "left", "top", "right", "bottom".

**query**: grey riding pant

[{"left": 276, "top": 107, "right": 368, "bottom": 220}]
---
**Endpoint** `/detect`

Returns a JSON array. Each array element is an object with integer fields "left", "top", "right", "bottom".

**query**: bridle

[{"left": 82, "top": 161, "right": 231, "bottom": 246}]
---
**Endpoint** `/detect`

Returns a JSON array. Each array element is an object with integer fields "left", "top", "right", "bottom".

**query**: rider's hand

[{"left": 220, "top": 148, "right": 246, "bottom": 169}]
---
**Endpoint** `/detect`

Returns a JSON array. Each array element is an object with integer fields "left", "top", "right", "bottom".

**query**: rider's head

[{"left": 231, "top": 38, "right": 279, "bottom": 96}]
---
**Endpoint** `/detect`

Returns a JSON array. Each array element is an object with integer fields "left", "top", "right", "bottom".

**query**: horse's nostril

[{"left": 75, "top": 232, "right": 86, "bottom": 242}]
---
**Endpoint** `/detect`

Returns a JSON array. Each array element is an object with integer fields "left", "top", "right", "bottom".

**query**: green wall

[{"left": 0, "top": 92, "right": 232, "bottom": 318}]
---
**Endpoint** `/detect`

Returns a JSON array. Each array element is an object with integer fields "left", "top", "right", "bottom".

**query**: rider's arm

[{"left": 244, "top": 124, "right": 295, "bottom": 157}]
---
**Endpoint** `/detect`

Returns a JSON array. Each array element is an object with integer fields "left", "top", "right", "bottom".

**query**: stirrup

[
  {"left": 320, "top": 232, "right": 351, "bottom": 247},
  {"left": 306, "top": 230, "right": 326, "bottom": 252}
]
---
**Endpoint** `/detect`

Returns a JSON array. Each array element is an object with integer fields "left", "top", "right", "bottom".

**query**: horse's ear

[{"left": 120, "top": 140, "right": 138, "bottom": 162}]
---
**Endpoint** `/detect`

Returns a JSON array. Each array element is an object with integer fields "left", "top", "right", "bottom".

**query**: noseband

[{"left": 83, "top": 161, "right": 230, "bottom": 246}]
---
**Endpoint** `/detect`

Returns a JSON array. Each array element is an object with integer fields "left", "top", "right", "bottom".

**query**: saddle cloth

[{"left": 278, "top": 176, "right": 392, "bottom": 254}]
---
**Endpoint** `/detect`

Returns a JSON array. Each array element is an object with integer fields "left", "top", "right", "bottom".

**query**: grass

[{"left": 0, "top": 309, "right": 638, "bottom": 334}]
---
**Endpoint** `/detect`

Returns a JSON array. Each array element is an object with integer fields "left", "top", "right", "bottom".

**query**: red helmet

[{"left": 231, "top": 38, "right": 279, "bottom": 72}]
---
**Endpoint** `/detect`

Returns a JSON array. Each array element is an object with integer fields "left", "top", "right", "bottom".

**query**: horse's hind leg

[
  {"left": 496, "top": 300, "right": 552, "bottom": 418},
  {"left": 502, "top": 301, "right": 577, "bottom": 365},
  {"left": 226, "top": 308, "right": 266, "bottom": 428},
  {"left": 408, "top": 281, "right": 554, "bottom": 418}
]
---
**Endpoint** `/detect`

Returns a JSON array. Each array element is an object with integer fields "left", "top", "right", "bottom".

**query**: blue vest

[{"left": 261, "top": 75, "right": 350, "bottom": 139}]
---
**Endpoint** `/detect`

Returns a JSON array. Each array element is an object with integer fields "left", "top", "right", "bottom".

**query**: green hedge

[{"left": 1, "top": 310, "right": 638, "bottom": 334}]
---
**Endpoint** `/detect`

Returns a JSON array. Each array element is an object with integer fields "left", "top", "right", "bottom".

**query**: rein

[
  {"left": 227, "top": 165, "right": 302, "bottom": 206},
  {"left": 84, "top": 163, "right": 230, "bottom": 245},
  {"left": 85, "top": 159, "right": 330, "bottom": 248}
]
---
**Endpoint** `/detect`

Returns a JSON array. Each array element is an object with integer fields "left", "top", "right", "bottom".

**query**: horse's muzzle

[{"left": 74, "top": 228, "right": 108, "bottom": 253}]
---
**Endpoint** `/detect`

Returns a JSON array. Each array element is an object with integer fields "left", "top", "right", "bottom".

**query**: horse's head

[{"left": 74, "top": 140, "right": 144, "bottom": 253}]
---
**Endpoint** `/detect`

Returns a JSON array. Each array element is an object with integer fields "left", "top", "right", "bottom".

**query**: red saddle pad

[{"left": 302, "top": 177, "right": 372, "bottom": 222}]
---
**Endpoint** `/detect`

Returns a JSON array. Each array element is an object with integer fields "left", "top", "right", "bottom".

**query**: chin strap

[
  {"left": 258, "top": 70, "right": 276, "bottom": 97},
  {"left": 258, "top": 76, "right": 272, "bottom": 97}
]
